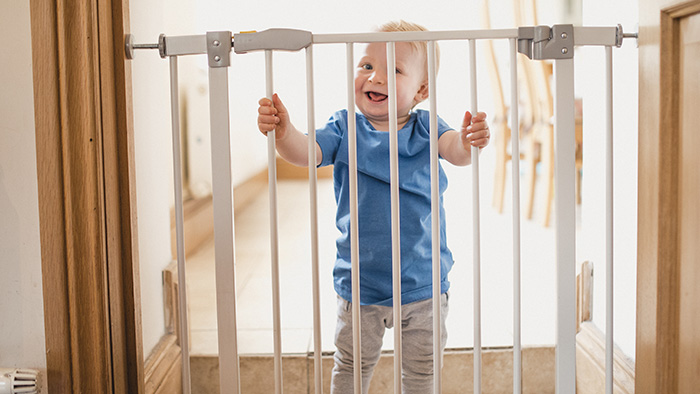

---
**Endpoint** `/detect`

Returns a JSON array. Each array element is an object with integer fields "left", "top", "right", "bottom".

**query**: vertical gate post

[
  {"left": 553, "top": 55, "right": 577, "bottom": 394},
  {"left": 519, "top": 25, "right": 577, "bottom": 394},
  {"left": 206, "top": 31, "right": 242, "bottom": 394}
]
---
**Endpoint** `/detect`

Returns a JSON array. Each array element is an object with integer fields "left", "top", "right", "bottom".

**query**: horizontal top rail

[
  {"left": 311, "top": 28, "right": 519, "bottom": 44},
  {"left": 126, "top": 25, "right": 634, "bottom": 59},
  {"left": 233, "top": 28, "right": 519, "bottom": 54}
]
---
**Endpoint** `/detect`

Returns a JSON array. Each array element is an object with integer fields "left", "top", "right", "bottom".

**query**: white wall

[
  {"left": 0, "top": 0, "right": 48, "bottom": 389},
  {"left": 579, "top": 0, "right": 638, "bottom": 358}
]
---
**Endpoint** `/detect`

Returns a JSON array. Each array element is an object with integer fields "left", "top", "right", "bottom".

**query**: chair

[
  {"left": 488, "top": 0, "right": 583, "bottom": 226},
  {"left": 516, "top": 0, "right": 556, "bottom": 227},
  {"left": 484, "top": 0, "right": 550, "bottom": 225},
  {"left": 481, "top": 0, "right": 512, "bottom": 213}
]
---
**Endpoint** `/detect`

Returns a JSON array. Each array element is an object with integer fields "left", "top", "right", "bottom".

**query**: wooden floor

[{"left": 186, "top": 152, "right": 565, "bottom": 356}]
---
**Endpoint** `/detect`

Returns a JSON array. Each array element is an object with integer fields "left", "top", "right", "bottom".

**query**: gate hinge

[{"left": 518, "top": 24, "right": 574, "bottom": 60}]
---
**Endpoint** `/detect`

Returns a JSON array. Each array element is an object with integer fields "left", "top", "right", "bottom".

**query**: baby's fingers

[
  {"left": 258, "top": 113, "right": 279, "bottom": 129},
  {"left": 465, "top": 128, "right": 490, "bottom": 148},
  {"left": 258, "top": 113, "right": 280, "bottom": 125},
  {"left": 257, "top": 97, "right": 279, "bottom": 134},
  {"left": 471, "top": 111, "right": 488, "bottom": 124},
  {"left": 258, "top": 123, "right": 277, "bottom": 134},
  {"left": 258, "top": 102, "right": 278, "bottom": 116}
]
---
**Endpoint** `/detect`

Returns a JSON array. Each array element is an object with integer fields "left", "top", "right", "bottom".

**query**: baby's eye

[
  {"left": 395, "top": 68, "right": 402, "bottom": 74},
  {"left": 361, "top": 63, "right": 373, "bottom": 71}
]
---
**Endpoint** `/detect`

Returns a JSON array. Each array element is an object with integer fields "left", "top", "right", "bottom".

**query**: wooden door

[
  {"left": 30, "top": 0, "right": 143, "bottom": 392},
  {"left": 637, "top": 1, "right": 700, "bottom": 393}
]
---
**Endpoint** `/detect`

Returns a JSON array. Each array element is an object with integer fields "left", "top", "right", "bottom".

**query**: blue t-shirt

[{"left": 315, "top": 109, "right": 455, "bottom": 306}]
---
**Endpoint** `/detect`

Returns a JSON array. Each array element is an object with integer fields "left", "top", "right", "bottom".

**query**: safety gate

[{"left": 126, "top": 23, "right": 635, "bottom": 394}]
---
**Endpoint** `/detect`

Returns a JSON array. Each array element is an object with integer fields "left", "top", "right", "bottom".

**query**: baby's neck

[{"left": 365, "top": 113, "right": 412, "bottom": 132}]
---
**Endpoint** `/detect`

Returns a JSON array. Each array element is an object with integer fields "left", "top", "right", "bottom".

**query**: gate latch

[
  {"left": 518, "top": 24, "right": 574, "bottom": 60},
  {"left": 233, "top": 29, "right": 312, "bottom": 54}
]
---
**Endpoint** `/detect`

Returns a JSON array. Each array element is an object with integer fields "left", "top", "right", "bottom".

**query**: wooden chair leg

[
  {"left": 576, "top": 166, "right": 582, "bottom": 205},
  {"left": 576, "top": 139, "right": 583, "bottom": 205},
  {"left": 523, "top": 132, "right": 539, "bottom": 220},
  {"left": 492, "top": 123, "right": 510, "bottom": 213}
]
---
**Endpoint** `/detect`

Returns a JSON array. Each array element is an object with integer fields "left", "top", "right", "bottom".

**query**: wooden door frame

[
  {"left": 30, "top": 0, "right": 143, "bottom": 393},
  {"left": 637, "top": 0, "right": 700, "bottom": 392}
]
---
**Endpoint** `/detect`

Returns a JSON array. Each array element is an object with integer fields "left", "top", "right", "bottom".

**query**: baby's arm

[
  {"left": 257, "top": 93, "right": 322, "bottom": 167},
  {"left": 438, "top": 111, "right": 490, "bottom": 166}
]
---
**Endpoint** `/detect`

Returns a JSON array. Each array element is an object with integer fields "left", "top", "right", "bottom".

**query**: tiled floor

[{"left": 186, "top": 151, "right": 563, "bottom": 356}]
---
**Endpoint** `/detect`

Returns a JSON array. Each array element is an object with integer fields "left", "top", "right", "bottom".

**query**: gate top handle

[{"left": 233, "top": 28, "right": 312, "bottom": 54}]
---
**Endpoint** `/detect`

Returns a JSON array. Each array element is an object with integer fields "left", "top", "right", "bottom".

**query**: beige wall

[
  {"left": 0, "top": 0, "right": 48, "bottom": 386},
  {"left": 130, "top": 0, "right": 202, "bottom": 357}
]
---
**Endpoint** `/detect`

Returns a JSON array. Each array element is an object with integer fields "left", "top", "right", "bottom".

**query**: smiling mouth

[{"left": 366, "top": 92, "right": 388, "bottom": 102}]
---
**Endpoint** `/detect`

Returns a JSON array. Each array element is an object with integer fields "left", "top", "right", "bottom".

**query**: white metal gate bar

[
  {"left": 426, "top": 40, "right": 442, "bottom": 394},
  {"left": 125, "top": 24, "right": 633, "bottom": 394},
  {"left": 305, "top": 45, "right": 324, "bottom": 394},
  {"left": 508, "top": 37, "right": 523, "bottom": 394},
  {"left": 469, "top": 38, "right": 483, "bottom": 394},
  {"left": 345, "top": 42, "right": 363, "bottom": 394},
  {"left": 604, "top": 45, "right": 614, "bottom": 394},
  {"left": 168, "top": 55, "right": 193, "bottom": 394},
  {"left": 385, "top": 41, "right": 404, "bottom": 394},
  {"left": 264, "top": 49, "right": 284, "bottom": 394}
]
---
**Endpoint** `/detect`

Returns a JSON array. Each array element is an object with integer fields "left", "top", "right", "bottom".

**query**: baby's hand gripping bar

[{"left": 233, "top": 29, "right": 313, "bottom": 54}]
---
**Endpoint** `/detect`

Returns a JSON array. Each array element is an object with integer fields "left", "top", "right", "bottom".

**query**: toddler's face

[{"left": 354, "top": 42, "right": 428, "bottom": 130}]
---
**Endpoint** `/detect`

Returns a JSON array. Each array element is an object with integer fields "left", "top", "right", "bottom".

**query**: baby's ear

[{"left": 414, "top": 80, "right": 430, "bottom": 104}]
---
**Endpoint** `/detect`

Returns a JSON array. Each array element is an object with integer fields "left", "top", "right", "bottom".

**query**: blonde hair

[{"left": 377, "top": 20, "right": 441, "bottom": 78}]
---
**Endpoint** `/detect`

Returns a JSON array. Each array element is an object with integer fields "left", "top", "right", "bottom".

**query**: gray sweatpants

[{"left": 330, "top": 293, "right": 449, "bottom": 394}]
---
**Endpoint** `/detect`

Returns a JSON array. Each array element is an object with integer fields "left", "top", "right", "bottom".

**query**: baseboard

[
  {"left": 575, "top": 261, "right": 634, "bottom": 393},
  {"left": 576, "top": 322, "right": 635, "bottom": 394},
  {"left": 162, "top": 262, "right": 182, "bottom": 343},
  {"left": 577, "top": 261, "right": 593, "bottom": 332},
  {"left": 169, "top": 194, "right": 213, "bottom": 259},
  {"left": 169, "top": 168, "right": 268, "bottom": 258},
  {"left": 144, "top": 334, "right": 182, "bottom": 394},
  {"left": 276, "top": 155, "right": 333, "bottom": 179},
  {"left": 142, "top": 263, "right": 185, "bottom": 394},
  {"left": 232, "top": 169, "right": 269, "bottom": 212},
  {"left": 168, "top": 161, "right": 330, "bottom": 259}
]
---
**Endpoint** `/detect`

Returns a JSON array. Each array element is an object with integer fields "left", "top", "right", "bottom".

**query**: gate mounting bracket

[
  {"left": 518, "top": 24, "right": 574, "bottom": 60},
  {"left": 207, "top": 31, "right": 232, "bottom": 68}
]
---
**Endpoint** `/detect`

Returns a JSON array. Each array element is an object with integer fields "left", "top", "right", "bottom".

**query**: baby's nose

[{"left": 368, "top": 71, "right": 386, "bottom": 84}]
